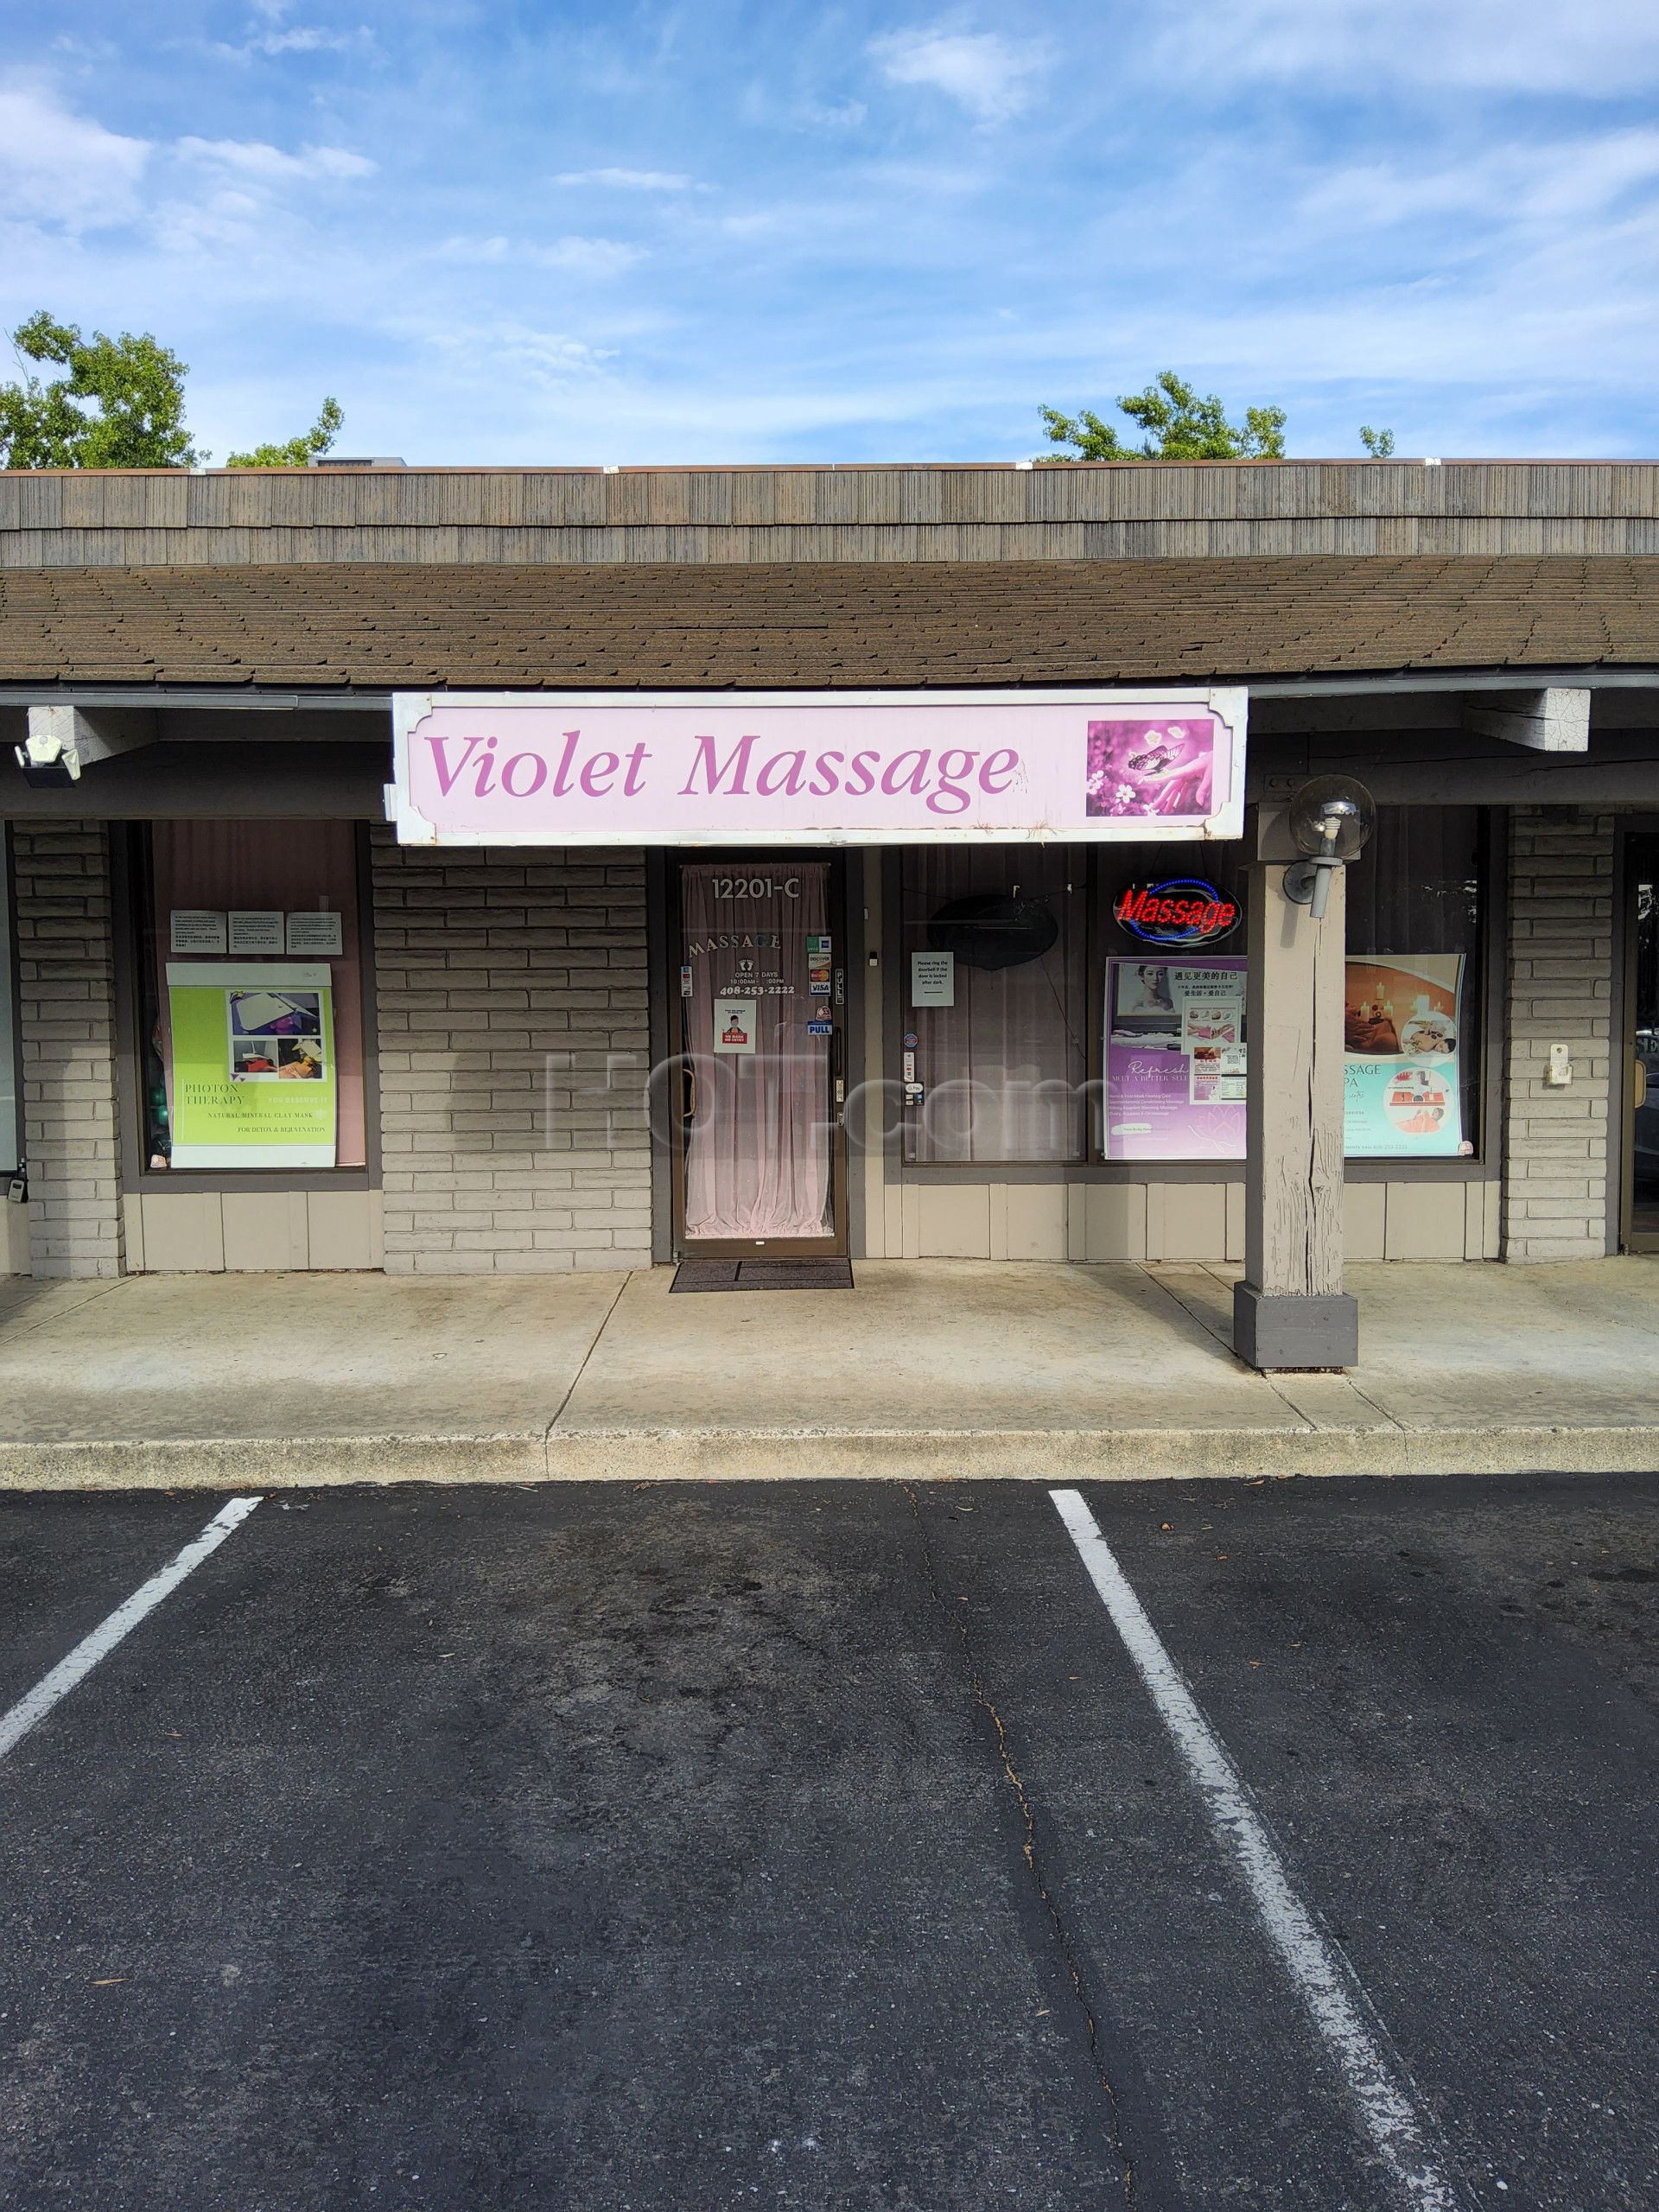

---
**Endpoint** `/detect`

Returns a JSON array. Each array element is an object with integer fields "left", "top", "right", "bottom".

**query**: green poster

[{"left": 165, "top": 963, "right": 337, "bottom": 1167}]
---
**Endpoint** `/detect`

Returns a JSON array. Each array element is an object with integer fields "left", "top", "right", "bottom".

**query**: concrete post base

[{"left": 1233, "top": 1283, "right": 1359, "bottom": 1372}]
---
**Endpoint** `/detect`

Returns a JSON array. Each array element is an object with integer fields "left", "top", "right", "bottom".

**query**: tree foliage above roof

[
  {"left": 1039, "top": 371, "right": 1288, "bottom": 462},
  {"left": 0, "top": 312, "right": 200, "bottom": 469},
  {"left": 0, "top": 310, "right": 345, "bottom": 470}
]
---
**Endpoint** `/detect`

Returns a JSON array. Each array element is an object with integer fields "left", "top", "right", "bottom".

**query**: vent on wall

[{"left": 311, "top": 457, "right": 407, "bottom": 470}]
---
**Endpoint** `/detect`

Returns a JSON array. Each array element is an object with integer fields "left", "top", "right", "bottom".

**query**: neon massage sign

[{"left": 1113, "top": 878, "right": 1243, "bottom": 947}]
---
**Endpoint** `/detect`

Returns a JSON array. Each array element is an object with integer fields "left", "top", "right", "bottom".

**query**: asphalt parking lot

[{"left": 0, "top": 1473, "right": 1654, "bottom": 2212}]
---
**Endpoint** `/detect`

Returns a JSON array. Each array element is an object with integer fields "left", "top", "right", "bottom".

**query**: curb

[{"left": 0, "top": 1423, "right": 1656, "bottom": 1487}]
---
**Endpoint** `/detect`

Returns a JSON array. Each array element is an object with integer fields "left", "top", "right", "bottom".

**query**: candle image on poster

[
  {"left": 1105, "top": 957, "right": 1248, "bottom": 1159},
  {"left": 165, "top": 963, "right": 338, "bottom": 1166},
  {"left": 1344, "top": 956, "right": 1465, "bottom": 1156}
]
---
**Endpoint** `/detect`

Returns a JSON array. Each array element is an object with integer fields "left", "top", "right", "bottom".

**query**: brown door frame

[{"left": 666, "top": 850, "right": 849, "bottom": 1260}]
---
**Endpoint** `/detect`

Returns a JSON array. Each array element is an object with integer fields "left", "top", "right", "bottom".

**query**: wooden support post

[{"left": 1233, "top": 805, "right": 1358, "bottom": 1370}]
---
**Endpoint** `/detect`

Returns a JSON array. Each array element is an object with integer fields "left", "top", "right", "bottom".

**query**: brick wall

[
  {"left": 371, "top": 833, "right": 652, "bottom": 1273},
  {"left": 12, "top": 821, "right": 126, "bottom": 1279},
  {"left": 1501, "top": 808, "right": 1615, "bottom": 1262}
]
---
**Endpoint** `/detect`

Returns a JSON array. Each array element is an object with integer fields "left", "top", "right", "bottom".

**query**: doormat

[{"left": 671, "top": 1259, "right": 855, "bottom": 1293}]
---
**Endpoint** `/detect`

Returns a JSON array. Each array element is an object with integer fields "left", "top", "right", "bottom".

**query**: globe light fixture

[{"left": 1282, "top": 775, "right": 1376, "bottom": 919}]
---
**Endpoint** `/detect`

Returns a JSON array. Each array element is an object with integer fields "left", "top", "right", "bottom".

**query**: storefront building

[{"left": 2, "top": 459, "right": 1657, "bottom": 1368}]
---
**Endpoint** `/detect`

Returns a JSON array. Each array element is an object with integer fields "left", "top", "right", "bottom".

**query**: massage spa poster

[
  {"left": 165, "top": 963, "right": 338, "bottom": 1167},
  {"left": 1344, "top": 955, "right": 1465, "bottom": 1157},
  {"left": 1105, "top": 957, "right": 1248, "bottom": 1160}
]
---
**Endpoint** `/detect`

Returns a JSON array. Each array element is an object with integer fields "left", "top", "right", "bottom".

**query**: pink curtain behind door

[{"left": 682, "top": 863, "right": 831, "bottom": 1241}]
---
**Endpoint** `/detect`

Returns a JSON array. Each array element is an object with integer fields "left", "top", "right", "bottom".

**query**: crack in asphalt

[{"left": 903, "top": 1482, "right": 1139, "bottom": 2208}]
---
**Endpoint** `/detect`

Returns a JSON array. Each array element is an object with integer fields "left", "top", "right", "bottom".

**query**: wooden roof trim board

[
  {"left": 0, "top": 556, "right": 1656, "bottom": 690},
  {"left": 2, "top": 461, "right": 1659, "bottom": 564}
]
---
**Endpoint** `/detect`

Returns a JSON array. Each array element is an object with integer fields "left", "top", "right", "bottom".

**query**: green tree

[
  {"left": 0, "top": 311, "right": 201, "bottom": 468},
  {"left": 226, "top": 397, "right": 344, "bottom": 469},
  {"left": 1039, "top": 371, "right": 1288, "bottom": 462},
  {"left": 1359, "top": 424, "right": 1395, "bottom": 458}
]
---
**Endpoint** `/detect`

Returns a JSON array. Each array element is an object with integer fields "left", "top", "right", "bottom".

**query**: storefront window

[
  {"left": 1098, "top": 839, "right": 1250, "bottom": 1161},
  {"left": 137, "top": 822, "right": 367, "bottom": 1171},
  {"left": 1343, "top": 806, "right": 1484, "bottom": 1159},
  {"left": 1094, "top": 813, "right": 1486, "bottom": 1165},
  {"left": 900, "top": 847, "right": 1087, "bottom": 1161},
  {"left": 0, "top": 833, "right": 19, "bottom": 1175}
]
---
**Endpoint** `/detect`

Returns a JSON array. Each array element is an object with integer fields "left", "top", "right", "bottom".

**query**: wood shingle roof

[{"left": 1, "top": 556, "right": 1656, "bottom": 691}]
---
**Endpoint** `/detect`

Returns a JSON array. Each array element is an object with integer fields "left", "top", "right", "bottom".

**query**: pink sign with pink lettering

[{"left": 389, "top": 688, "right": 1248, "bottom": 847}]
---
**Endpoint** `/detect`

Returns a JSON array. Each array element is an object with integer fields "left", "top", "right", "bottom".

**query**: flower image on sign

[
  {"left": 1085, "top": 721, "right": 1220, "bottom": 820},
  {"left": 165, "top": 963, "right": 338, "bottom": 1167},
  {"left": 389, "top": 688, "right": 1247, "bottom": 847}
]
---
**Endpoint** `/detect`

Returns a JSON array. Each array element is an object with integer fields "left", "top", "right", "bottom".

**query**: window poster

[
  {"left": 165, "top": 963, "right": 338, "bottom": 1167},
  {"left": 911, "top": 950, "right": 956, "bottom": 1007},
  {"left": 1344, "top": 956, "right": 1465, "bottom": 1157},
  {"left": 1105, "top": 957, "right": 1248, "bottom": 1159},
  {"left": 713, "top": 995, "right": 758, "bottom": 1056}
]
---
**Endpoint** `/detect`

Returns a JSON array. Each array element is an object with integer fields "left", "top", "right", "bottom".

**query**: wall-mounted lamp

[{"left": 1282, "top": 776, "right": 1376, "bottom": 920}]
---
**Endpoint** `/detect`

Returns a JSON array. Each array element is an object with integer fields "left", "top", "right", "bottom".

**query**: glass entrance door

[
  {"left": 673, "top": 858, "right": 847, "bottom": 1256},
  {"left": 1627, "top": 838, "right": 1659, "bottom": 1249}
]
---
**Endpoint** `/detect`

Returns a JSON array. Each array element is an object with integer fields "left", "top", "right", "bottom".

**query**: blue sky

[{"left": 3, "top": 1, "right": 1658, "bottom": 465}]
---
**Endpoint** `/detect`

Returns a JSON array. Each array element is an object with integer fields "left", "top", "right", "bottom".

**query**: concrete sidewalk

[{"left": 3, "top": 1257, "right": 1658, "bottom": 1485}]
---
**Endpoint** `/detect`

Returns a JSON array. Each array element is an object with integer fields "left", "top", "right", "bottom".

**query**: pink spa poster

[{"left": 1104, "top": 956, "right": 1249, "bottom": 1160}]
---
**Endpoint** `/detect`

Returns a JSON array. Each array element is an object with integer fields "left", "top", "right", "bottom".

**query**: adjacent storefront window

[
  {"left": 137, "top": 823, "right": 367, "bottom": 1171},
  {"left": 1098, "top": 840, "right": 1251, "bottom": 1161},
  {"left": 900, "top": 847, "right": 1087, "bottom": 1160},
  {"left": 0, "top": 833, "right": 18, "bottom": 1175},
  {"left": 1343, "top": 806, "right": 1483, "bottom": 1159},
  {"left": 1090, "top": 812, "right": 1485, "bottom": 1166}
]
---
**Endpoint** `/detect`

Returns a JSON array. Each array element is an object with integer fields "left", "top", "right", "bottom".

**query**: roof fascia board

[{"left": 1, "top": 668, "right": 1659, "bottom": 710}]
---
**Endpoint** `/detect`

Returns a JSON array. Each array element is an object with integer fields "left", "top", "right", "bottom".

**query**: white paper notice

[
  {"left": 713, "top": 996, "right": 758, "bottom": 1055},
  {"left": 286, "top": 911, "right": 345, "bottom": 957},
  {"left": 911, "top": 950, "right": 956, "bottom": 1007},
  {"left": 227, "top": 910, "right": 285, "bottom": 956},
  {"left": 169, "top": 910, "right": 227, "bottom": 954}
]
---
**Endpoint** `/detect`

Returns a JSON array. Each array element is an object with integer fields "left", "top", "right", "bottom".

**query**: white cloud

[
  {"left": 177, "top": 137, "right": 376, "bottom": 181},
  {"left": 1302, "top": 130, "right": 1659, "bottom": 233},
  {"left": 868, "top": 22, "right": 1047, "bottom": 124},
  {"left": 423, "top": 320, "right": 618, "bottom": 384},
  {"left": 0, "top": 79, "right": 149, "bottom": 233},
  {"left": 1150, "top": 0, "right": 1659, "bottom": 96},
  {"left": 531, "top": 235, "right": 645, "bottom": 276},
  {"left": 433, "top": 232, "right": 645, "bottom": 277},
  {"left": 553, "top": 167, "right": 696, "bottom": 191}
]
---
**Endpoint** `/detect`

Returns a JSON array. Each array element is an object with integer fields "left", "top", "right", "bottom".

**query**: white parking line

[
  {"left": 1049, "top": 1486, "right": 1465, "bottom": 2212},
  {"left": 0, "top": 1497, "right": 262, "bottom": 1764}
]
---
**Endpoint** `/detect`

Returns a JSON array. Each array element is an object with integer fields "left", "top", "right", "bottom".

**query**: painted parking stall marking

[
  {"left": 0, "top": 1496, "right": 262, "bottom": 1764},
  {"left": 1049, "top": 1487, "right": 1466, "bottom": 2212}
]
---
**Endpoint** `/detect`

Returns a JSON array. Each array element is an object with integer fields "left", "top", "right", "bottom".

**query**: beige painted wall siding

[
  {"left": 1382, "top": 1180, "right": 1467, "bottom": 1261},
  {"left": 0, "top": 1201, "right": 29, "bottom": 1274},
  {"left": 130, "top": 1188, "right": 383, "bottom": 1273},
  {"left": 917, "top": 1183, "right": 992, "bottom": 1259},
  {"left": 1345, "top": 1184, "right": 1387, "bottom": 1261},
  {"left": 891, "top": 1176, "right": 1499, "bottom": 1262},
  {"left": 1001, "top": 1184, "right": 1069, "bottom": 1261}
]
